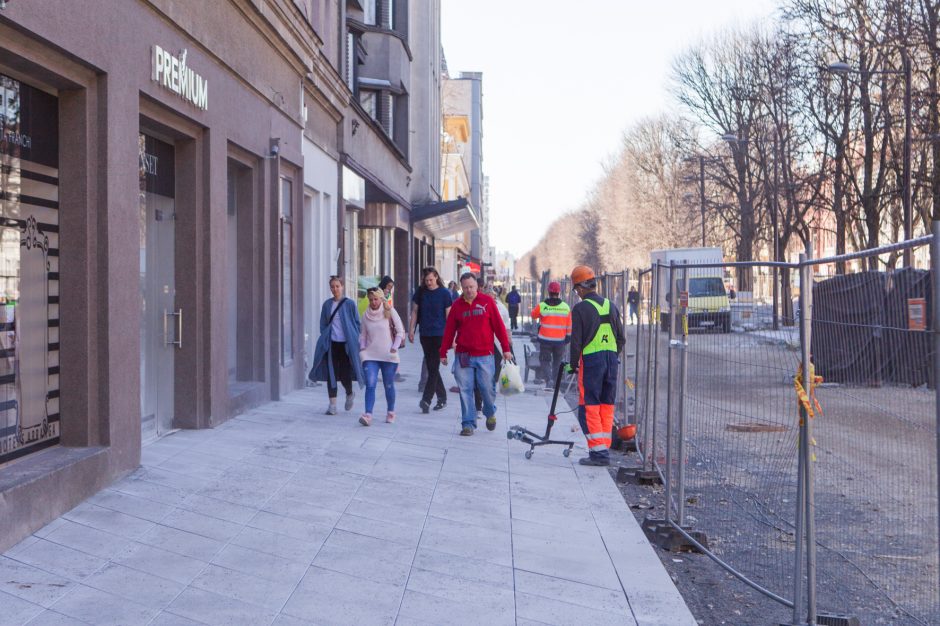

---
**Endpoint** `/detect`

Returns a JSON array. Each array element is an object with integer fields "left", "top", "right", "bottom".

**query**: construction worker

[
  {"left": 530, "top": 281, "right": 571, "bottom": 390},
  {"left": 566, "top": 265, "right": 625, "bottom": 466}
]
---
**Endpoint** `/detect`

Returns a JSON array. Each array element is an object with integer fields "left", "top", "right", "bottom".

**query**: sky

[{"left": 441, "top": 0, "right": 781, "bottom": 258}]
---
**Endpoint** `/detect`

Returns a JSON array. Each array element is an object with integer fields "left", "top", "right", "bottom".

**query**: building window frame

[{"left": 280, "top": 177, "right": 294, "bottom": 366}]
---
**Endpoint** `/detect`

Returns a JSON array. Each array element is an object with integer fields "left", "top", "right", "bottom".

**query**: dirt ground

[{"left": 565, "top": 324, "right": 939, "bottom": 626}]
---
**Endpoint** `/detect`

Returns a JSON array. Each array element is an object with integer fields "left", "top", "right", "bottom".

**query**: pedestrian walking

[
  {"left": 440, "top": 272, "right": 512, "bottom": 436},
  {"left": 507, "top": 285, "right": 521, "bottom": 331},
  {"left": 627, "top": 285, "right": 639, "bottom": 325},
  {"left": 447, "top": 280, "right": 460, "bottom": 302},
  {"left": 310, "top": 276, "right": 364, "bottom": 415},
  {"left": 566, "top": 265, "right": 625, "bottom": 466},
  {"left": 358, "top": 287, "right": 404, "bottom": 426},
  {"left": 530, "top": 281, "right": 571, "bottom": 389},
  {"left": 409, "top": 267, "right": 451, "bottom": 413},
  {"left": 379, "top": 275, "right": 395, "bottom": 312}
]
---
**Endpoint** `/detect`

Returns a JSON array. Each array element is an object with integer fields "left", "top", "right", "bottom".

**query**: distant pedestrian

[
  {"left": 378, "top": 275, "right": 395, "bottom": 314},
  {"left": 409, "top": 267, "right": 451, "bottom": 413},
  {"left": 448, "top": 280, "right": 460, "bottom": 302},
  {"left": 531, "top": 281, "right": 571, "bottom": 389},
  {"left": 440, "top": 273, "right": 513, "bottom": 436},
  {"left": 358, "top": 287, "right": 405, "bottom": 426},
  {"left": 627, "top": 286, "right": 639, "bottom": 325},
  {"left": 310, "top": 276, "right": 364, "bottom": 415},
  {"left": 507, "top": 286, "right": 521, "bottom": 331}
]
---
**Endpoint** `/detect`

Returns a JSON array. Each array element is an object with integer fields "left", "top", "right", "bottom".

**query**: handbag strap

[{"left": 327, "top": 297, "right": 348, "bottom": 327}]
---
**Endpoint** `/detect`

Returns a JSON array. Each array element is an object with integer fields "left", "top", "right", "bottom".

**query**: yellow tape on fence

[
  {"left": 794, "top": 363, "right": 823, "bottom": 461},
  {"left": 793, "top": 363, "right": 823, "bottom": 419},
  {"left": 682, "top": 314, "right": 688, "bottom": 337},
  {"left": 652, "top": 306, "right": 659, "bottom": 323},
  {"left": 625, "top": 377, "right": 635, "bottom": 390}
]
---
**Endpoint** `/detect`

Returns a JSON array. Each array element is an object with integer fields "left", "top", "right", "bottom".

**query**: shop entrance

[{"left": 138, "top": 133, "right": 177, "bottom": 441}]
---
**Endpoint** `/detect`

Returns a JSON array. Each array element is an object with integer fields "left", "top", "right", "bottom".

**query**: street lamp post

[
  {"left": 828, "top": 58, "right": 914, "bottom": 267},
  {"left": 681, "top": 155, "right": 709, "bottom": 247}
]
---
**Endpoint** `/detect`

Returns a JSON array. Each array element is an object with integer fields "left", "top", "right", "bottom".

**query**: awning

[{"left": 411, "top": 197, "right": 479, "bottom": 238}]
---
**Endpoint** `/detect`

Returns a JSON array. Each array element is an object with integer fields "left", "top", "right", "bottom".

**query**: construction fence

[{"left": 615, "top": 234, "right": 939, "bottom": 625}]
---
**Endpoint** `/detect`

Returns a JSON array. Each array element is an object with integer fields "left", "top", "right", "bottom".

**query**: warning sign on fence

[
  {"left": 679, "top": 291, "right": 688, "bottom": 308},
  {"left": 908, "top": 297, "right": 926, "bottom": 331}
]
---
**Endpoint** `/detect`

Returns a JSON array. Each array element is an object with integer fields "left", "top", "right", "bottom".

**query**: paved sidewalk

[{"left": 0, "top": 343, "right": 696, "bottom": 626}]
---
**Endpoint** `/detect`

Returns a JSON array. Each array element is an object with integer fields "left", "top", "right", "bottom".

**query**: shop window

[
  {"left": 280, "top": 178, "right": 293, "bottom": 365},
  {"left": 226, "top": 158, "right": 261, "bottom": 389},
  {"left": 0, "top": 74, "right": 60, "bottom": 464}
]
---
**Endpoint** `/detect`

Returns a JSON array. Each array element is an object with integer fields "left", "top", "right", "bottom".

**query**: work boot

[
  {"left": 578, "top": 456, "right": 610, "bottom": 467},
  {"left": 485, "top": 416, "right": 496, "bottom": 431},
  {"left": 460, "top": 426, "right": 474, "bottom": 436}
]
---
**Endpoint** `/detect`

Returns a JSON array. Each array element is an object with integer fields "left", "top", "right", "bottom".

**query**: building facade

[{"left": 0, "top": 0, "right": 445, "bottom": 551}]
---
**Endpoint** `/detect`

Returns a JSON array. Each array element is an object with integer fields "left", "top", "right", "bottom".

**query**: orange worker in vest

[
  {"left": 566, "top": 265, "right": 625, "bottom": 466},
  {"left": 530, "top": 281, "right": 571, "bottom": 390}
]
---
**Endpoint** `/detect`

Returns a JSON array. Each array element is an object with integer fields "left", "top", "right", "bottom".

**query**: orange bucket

[{"left": 617, "top": 424, "right": 637, "bottom": 440}]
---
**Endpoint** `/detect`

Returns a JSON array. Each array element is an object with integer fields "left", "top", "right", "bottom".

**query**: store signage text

[{"left": 152, "top": 45, "right": 208, "bottom": 111}]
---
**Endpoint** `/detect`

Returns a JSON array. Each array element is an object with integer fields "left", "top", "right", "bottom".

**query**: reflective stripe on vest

[
  {"left": 582, "top": 298, "right": 617, "bottom": 355},
  {"left": 537, "top": 302, "right": 571, "bottom": 342}
]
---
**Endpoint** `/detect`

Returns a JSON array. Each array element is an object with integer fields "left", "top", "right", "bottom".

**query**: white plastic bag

[{"left": 499, "top": 360, "right": 525, "bottom": 395}]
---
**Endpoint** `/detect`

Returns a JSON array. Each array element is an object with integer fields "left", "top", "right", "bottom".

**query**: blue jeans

[
  {"left": 362, "top": 360, "right": 398, "bottom": 414},
  {"left": 453, "top": 354, "right": 496, "bottom": 429}
]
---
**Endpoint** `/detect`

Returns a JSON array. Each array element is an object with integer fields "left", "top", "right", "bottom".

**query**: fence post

[
  {"left": 932, "top": 221, "right": 940, "bottom": 614},
  {"left": 648, "top": 264, "right": 662, "bottom": 472},
  {"left": 623, "top": 269, "right": 632, "bottom": 426},
  {"left": 677, "top": 261, "right": 689, "bottom": 526},
  {"left": 792, "top": 253, "right": 808, "bottom": 625},
  {"left": 664, "top": 261, "right": 677, "bottom": 521},
  {"left": 804, "top": 252, "right": 817, "bottom": 625}
]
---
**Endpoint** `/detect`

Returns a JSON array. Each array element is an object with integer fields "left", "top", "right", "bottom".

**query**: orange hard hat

[
  {"left": 617, "top": 424, "right": 637, "bottom": 441},
  {"left": 571, "top": 265, "right": 595, "bottom": 285}
]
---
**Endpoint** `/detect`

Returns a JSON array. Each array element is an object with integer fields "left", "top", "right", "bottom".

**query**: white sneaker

[
  {"left": 326, "top": 404, "right": 337, "bottom": 415},
  {"left": 345, "top": 393, "right": 355, "bottom": 411}
]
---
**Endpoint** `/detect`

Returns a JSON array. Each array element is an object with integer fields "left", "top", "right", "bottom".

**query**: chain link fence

[{"left": 625, "top": 234, "right": 939, "bottom": 626}]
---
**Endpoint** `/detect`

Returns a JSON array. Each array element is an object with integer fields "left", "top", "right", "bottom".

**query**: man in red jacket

[{"left": 441, "top": 272, "right": 513, "bottom": 436}]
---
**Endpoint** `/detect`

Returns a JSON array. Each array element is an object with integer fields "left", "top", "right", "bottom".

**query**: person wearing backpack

[{"left": 309, "top": 276, "right": 364, "bottom": 415}]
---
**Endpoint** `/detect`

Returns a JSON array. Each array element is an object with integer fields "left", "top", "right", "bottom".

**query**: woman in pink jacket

[{"left": 358, "top": 287, "right": 405, "bottom": 426}]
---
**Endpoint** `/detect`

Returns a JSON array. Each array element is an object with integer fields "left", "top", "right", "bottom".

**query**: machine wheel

[
  {"left": 506, "top": 430, "right": 514, "bottom": 440},
  {"left": 524, "top": 450, "right": 533, "bottom": 460},
  {"left": 563, "top": 448, "right": 571, "bottom": 458}
]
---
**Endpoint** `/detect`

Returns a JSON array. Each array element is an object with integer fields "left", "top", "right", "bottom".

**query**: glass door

[{"left": 139, "top": 134, "right": 176, "bottom": 442}]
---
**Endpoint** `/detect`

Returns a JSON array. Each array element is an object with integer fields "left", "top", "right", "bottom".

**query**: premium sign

[{"left": 152, "top": 45, "right": 208, "bottom": 111}]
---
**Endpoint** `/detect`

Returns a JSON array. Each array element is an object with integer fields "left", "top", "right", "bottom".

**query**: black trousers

[
  {"left": 328, "top": 341, "right": 353, "bottom": 399},
  {"left": 508, "top": 305, "right": 519, "bottom": 330},
  {"left": 420, "top": 335, "right": 446, "bottom": 404},
  {"left": 539, "top": 340, "right": 567, "bottom": 387}
]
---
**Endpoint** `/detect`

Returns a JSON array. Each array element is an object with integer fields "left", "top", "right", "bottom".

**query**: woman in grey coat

[{"left": 310, "top": 276, "right": 364, "bottom": 414}]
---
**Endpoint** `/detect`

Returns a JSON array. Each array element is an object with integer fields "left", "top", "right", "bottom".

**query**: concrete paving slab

[
  {"left": 23, "top": 610, "right": 90, "bottom": 626},
  {"left": 166, "top": 587, "right": 277, "bottom": 626},
  {"left": 111, "top": 543, "right": 208, "bottom": 586},
  {"left": 281, "top": 565, "right": 401, "bottom": 626},
  {"left": 5, "top": 538, "right": 108, "bottom": 582},
  {"left": 48, "top": 584, "right": 159, "bottom": 626},
  {"left": 80, "top": 562, "right": 184, "bottom": 609},
  {"left": 0, "top": 590, "right": 44, "bottom": 625},
  {"left": 0, "top": 556, "right": 75, "bottom": 607}
]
